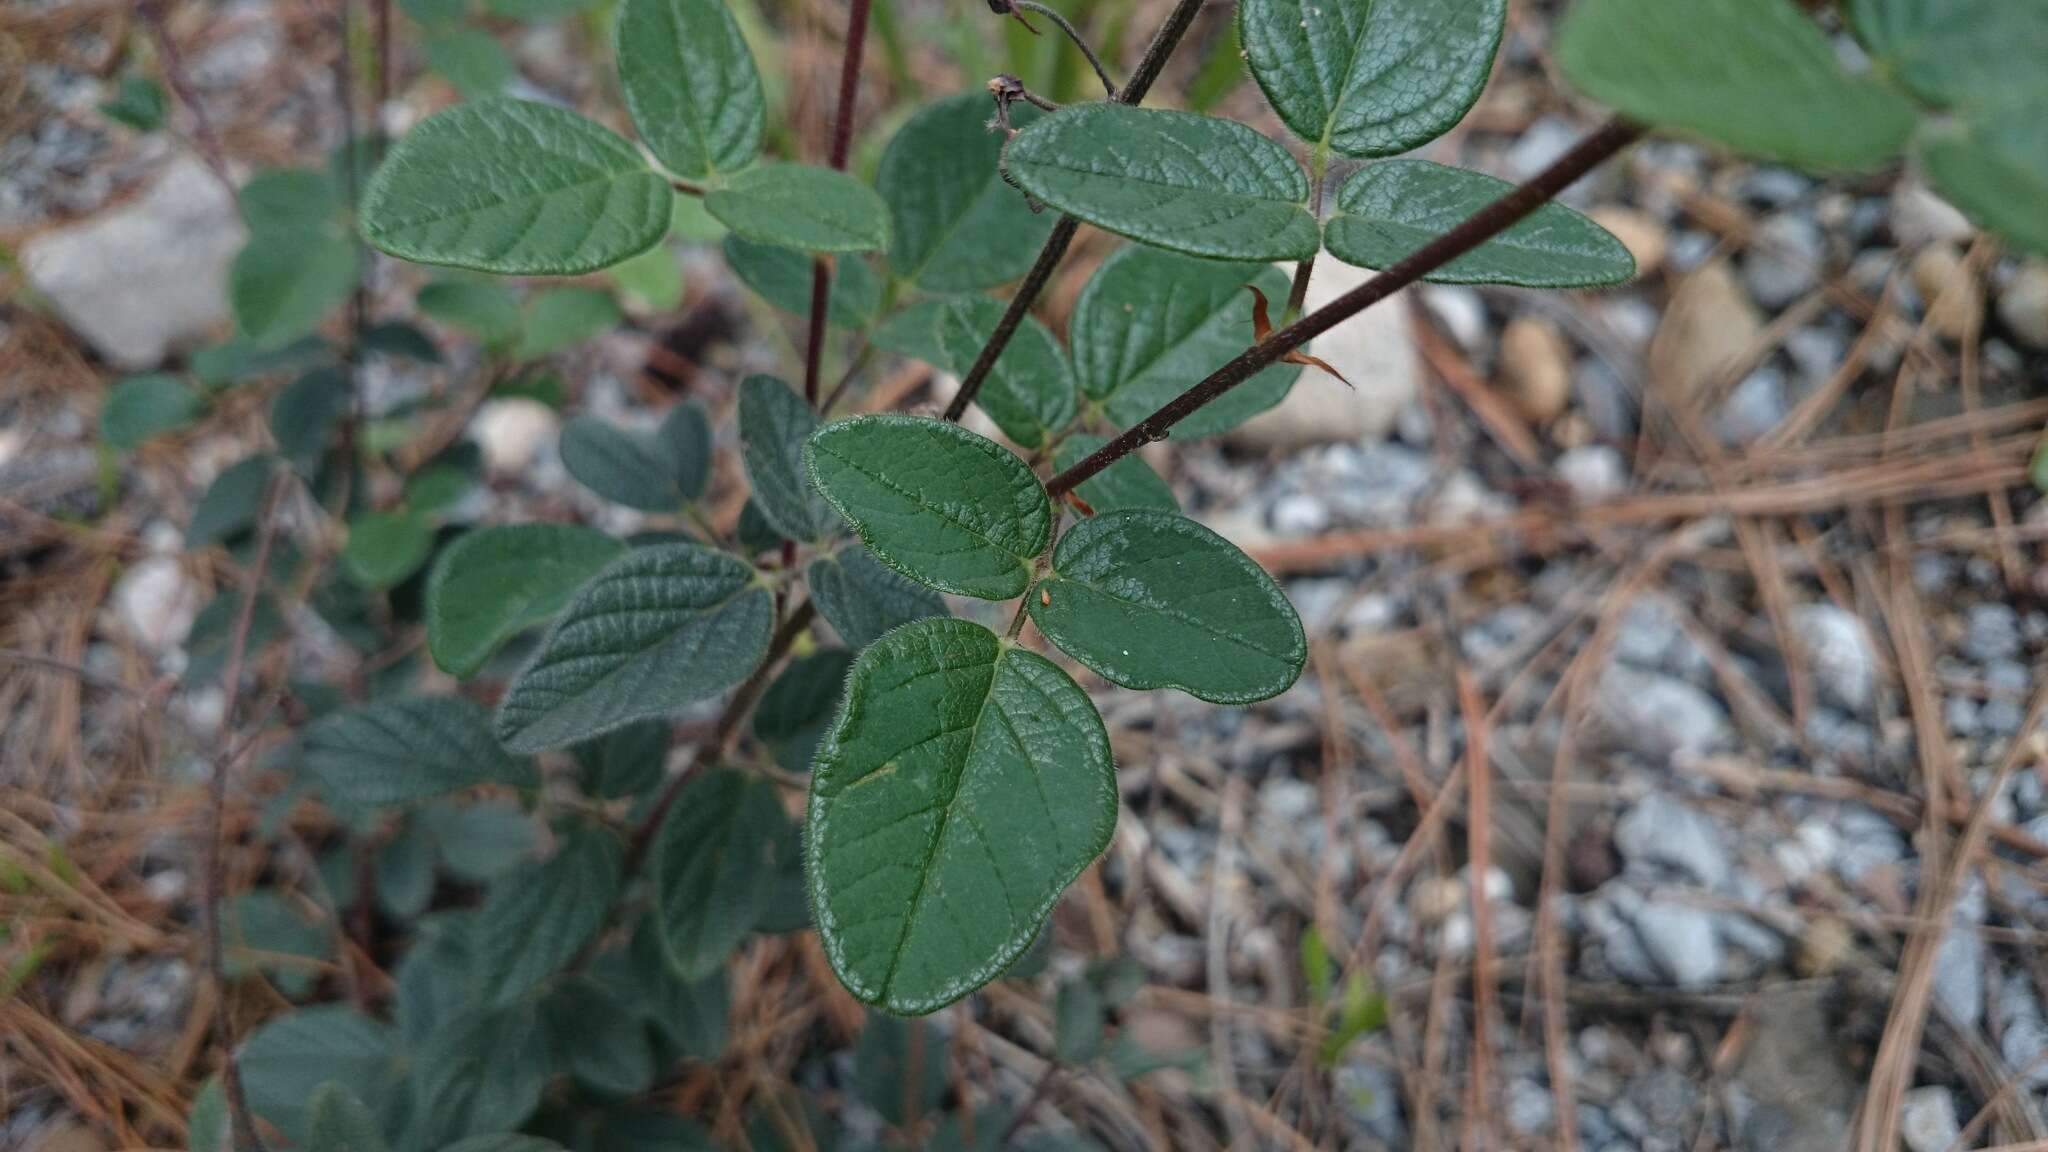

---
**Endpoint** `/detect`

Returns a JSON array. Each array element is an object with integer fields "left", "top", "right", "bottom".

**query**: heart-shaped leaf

[
  {"left": 1052, "top": 435, "right": 1177, "bottom": 513},
  {"left": 738, "top": 375, "right": 839, "bottom": 542},
  {"left": 301, "top": 694, "right": 537, "bottom": 811},
  {"left": 724, "top": 235, "right": 880, "bottom": 328},
  {"left": 494, "top": 543, "right": 774, "bottom": 751},
  {"left": 426, "top": 523, "right": 629, "bottom": 677},
  {"left": 1239, "top": 0, "right": 1506, "bottom": 157},
  {"left": 1029, "top": 510, "right": 1306, "bottom": 704},
  {"left": 807, "top": 617, "right": 1115, "bottom": 1014},
  {"left": 1324, "top": 159, "right": 1635, "bottom": 286},
  {"left": 650, "top": 769, "right": 785, "bottom": 977},
  {"left": 475, "top": 826, "right": 623, "bottom": 1003},
  {"left": 614, "top": 0, "right": 763, "bottom": 181},
  {"left": 560, "top": 402, "right": 713, "bottom": 511},
  {"left": 360, "top": 98, "right": 672, "bottom": 274},
  {"left": 806, "top": 415, "right": 1051, "bottom": 600},
  {"left": 878, "top": 92, "right": 1056, "bottom": 291},
  {"left": 101, "top": 374, "right": 200, "bottom": 450},
  {"left": 704, "top": 163, "right": 890, "bottom": 253},
  {"left": 1003, "top": 103, "right": 1320, "bottom": 262},
  {"left": 805, "top": 544, "right": 947, "bottom": 649},
  {"left": 1557, "top": 0, "right": 1918, "bottom": 171},
  {"left": 1068, "top": 246, "right": 1300, "bottom": 439}
]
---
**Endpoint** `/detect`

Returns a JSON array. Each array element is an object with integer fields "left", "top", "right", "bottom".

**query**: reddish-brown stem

[
  {"left": 1046, "top": 117, "right": 1643, "bottom": 498},
  {"left": 804, "top": 0, "right": 873, "bottom": 406},
  {"left": 941, "top": 0, "right": 1206, "bottom": 423}
]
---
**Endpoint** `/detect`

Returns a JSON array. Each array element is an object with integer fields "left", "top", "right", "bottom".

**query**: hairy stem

[
  {"left": 1285, "top": 145, "right": 1328, "bottom": 320},
  {"left": 805, "top": 0, "right": 874, "bottom": 406},
  {"left": 1046, "top": 117, "right": 1643, "bottom": 498},
  {"left": 941, "top": 0, "right": 1206, "bottom": 423}
]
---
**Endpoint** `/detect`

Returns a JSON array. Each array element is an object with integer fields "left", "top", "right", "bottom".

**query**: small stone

[
  {"left": 1421, "top": 285, "right": 1487, "bottom": 350},
  {"left": 1795, "top": 917, "right": 1855, "bottom": 977},
  {"left": 1964, "top": 603, "right": 2022, "bottom": 663},
  {"left": 1890, "top": 180, "right": 1975, "bottom": 247},
  {"left": 1594, "top": 665, "right": 1732, "bottom": 761},
  {"left": 1742, "top": 214, "right": 1825, "bottom": 309},
  {"left": 1230, "top": 261, "right": 1419, "bottom": 447},
  {"left": 1506, "top": 1078, "right": 1556, "bottom": 1136},
  {"left": 1504, "top": 116, "right": 1581, "bottom": 183},
  {"left": 1932, "top": 878, "right": 1986, "bottom": 1030},
  {"left": 1997, "top": 261, "right": 2048, "bottom": 350},
  {"left": 1497, "top": 316, "right": 1573, "bottom": 423},
  {"left": 1589, "top": 205, "right": 1669, "bottom": 276},
  {"left": 1557, "top": 444, "right": 1627, "bottom": 500},
  {"left": 1742, "top": 168, "right": 1811, "bottom": 208},
  {"left": 1715, "top": 367, "right": 1788, "bottom": 446},
  {"left": 1784, "top": 325, "right": 1847, "bottom": 384},
  {"left": 1900, "top": 1088, "right": 1961, "bottom": 1152},
  {"left": 1909, "top": 242, "right": 1984, "bottom": 342},
  {"left": 471, "top": 397, "right": 560, "bottom": 476},
  {"left": 1615, "top": 793, "right": 1732, "bottom": 890},
  {"left": 19, "top": 157, "right": 245, "bottom": 368},
  {"left": 112, "top": 556, "right": 199, "bottom": 655},
  {"left": 1650, "top": 262, "right": 1764, "bottom": 402},
  {"left": 1793, "top": 604, "right": 1877, "bottom": 711},
  {"left": 1269, "top": 492, "right": 1329, "bottom": 536}
]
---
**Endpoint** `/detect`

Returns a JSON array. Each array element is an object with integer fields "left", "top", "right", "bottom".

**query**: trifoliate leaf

[
  {"left": 808, "top": 618, "right": 1115, "bottom": 1014},
  {"left": 1324, "top": 159, "right": 1635, "bottom": 286},
  {"left": 494, "top": 543, "right": 773, "bottom": 751},
  {"left": 1029, "top": 510, "right": 1306, "bottom": 703},
  {"left": 1239, "top": 0, "right": 1505, "bottom": 157},
  {"left": 805, "top": 415, "right": 1050, "bottom": 600},
  {"left": 426, "top": 523, "right": 628, "bottom": 677},
  {"left": 1003, "top": 103, "right": 1320, "bottom": 262},
  {"left": 360, "top": 98, "right": 671, "bottom": 274}
]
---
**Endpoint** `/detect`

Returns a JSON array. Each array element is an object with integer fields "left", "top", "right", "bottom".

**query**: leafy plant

[{"left": 161, "top": 0, "right": 2048, "bottom": 1146}]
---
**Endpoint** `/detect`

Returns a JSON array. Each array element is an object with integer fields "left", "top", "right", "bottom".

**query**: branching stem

[
  {"left": 942, "top": 0, "right": 1207, "bottom": 424},
  {"left": 1045, "top": 118, "right": 1643, "bottom": 498}
]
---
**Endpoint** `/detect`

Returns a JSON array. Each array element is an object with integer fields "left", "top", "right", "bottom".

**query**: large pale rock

[
  {"left": 1648, "top": 261, "right": 1763, "bottom": 403},
  {"left": 20, "top": 157, "right": 244, "bottom": 368},
  {"left": 1228, "top": 260, "right": 1420, "bottom": 448}
]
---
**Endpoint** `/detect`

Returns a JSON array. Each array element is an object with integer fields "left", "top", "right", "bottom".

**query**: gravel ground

[{"left": 4, "top": 1, "right": 2048, "bottom": 1150}]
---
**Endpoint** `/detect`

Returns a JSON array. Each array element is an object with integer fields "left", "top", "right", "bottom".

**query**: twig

[
  {"left": 1285, "top": 146, "right": 1328, "bottom": 319},
  {"left": 205, "top": 470, "right": 287, "bottom": 1152},
  {"left": 989, "top": 0, "right": 1119, "bottom": 97},
  {"left": 997, "top": 1062, "right": 1061, "bottom": 1146},
  {"left": 1045, "top": 118, "right": 1643, "bottom": 498},
  {"left": 804, "top": 0, "right": 873, "bottom": 406},
  {"left": 941, "top": 0, "right": 1207, "bottom": 424}
]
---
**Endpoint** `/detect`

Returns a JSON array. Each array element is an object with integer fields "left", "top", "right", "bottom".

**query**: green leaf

[
  {"left": 360, "top": 98, "right": 671, "bottom": 274},
  {"left": 1003, "top": 103, "right": 1320, "bottom": 262},
  {"left": 1239, "top": 0, "right": 1505, "bottom": 157},
  {"left": 240, "top": 168, "right": 343, "bottom": 235},
  {"left": 1053, "top": 435, "right": 1176, "bottom": 513},
  {"left": 423, "top": 26, "right": 516, "bottom": 99},
  {"left": 723, "top": 235, "right": 879, "bottom": 328},
  {"left": 376, "top": 822, "right": 437, "bottom": 919},
  {"left": 409, "top": 1007, "right": 553, "bottom": 1146},
  {"left": 650, "top": 769, "right": 783, "bottom": 978},
  {"left": 191, "top": 335, "right": 333, "bottom": 386},
  {"left": 185, "top": 591, "right": 283, "bottom": 688},
  {"left": 1556, "top": 0, "right": 1918, "bottom": 171},
  {"left": 270, "top": 367, "right": 350, "bottom": 477},
  {"left": 736, "top": 498, "right": 785, "bottom": 556},
  {"left": 541, "top": 980, "right": 656, "bottom": 1096},
  {"left": 1324, "top": 159, "right": 1635, "bottom": 286},
  {"left": 1919, "top": 115, "right": 2048, "bottom": 258},
  {"left": 302, "top": 695, "right": 536, "bottom": 810},
  {"left": 752, "top": 647, "right": 855, "bottom": 772},
  {"left": 239, "top": 1007, "right": 397, "bottom": 1148},
  {"left": 615, "top": 0, "right": 764, "bottom": 181},
  {"left": 1054, "top": 976, "right": 1107, "bottom": 1063},
  {"left": 1030, "top": 510, "right": 1305, "bottom": 704},
  {"left": 483, "top": 0, "right": 594, "bottom": 18},
  {"left": 1848, "top": 0, "right": 2048, "bottom": 111},
  {"left": 560, "top": 403, "right": 711, "bottom": 510},
  {"left": 806, "top": 415, "right": 1051, "bottom": 600},
  {"left": 401, "top": 0, "right": 469, "bottom": 27},
  {"left": 362, "top": 320, "right": 443, "bottom": 362},
  {"left": 306, "top": 1083, "right": 387, "bottom": 1152},
  {"left": 418, "top": 279, "right": 521, "bottom": 343},
  {"left": 476, "top": 826, "right": 622, "bottom": 1002},
  {"left": 233, "top": 230, "right": 359, "bottom": 348},
  {"left": 617, "top": 921, "right": 729, "bottom": 1060},
  {"left": 99, "top": 75, "right": 166, "bottom": 132},
  {"left": 574, "top": 720, "right": 669, "bottom": 799},
  {"left": 704, "top": 163, "right": 890, "bottom": 253},
  {"left": 808, "top": 618, "right": 1116, "bottom": 1014},
  {"left": 927, "top": 295, "right": 1075, "bottom": 450},
  {"left": 426, "top": 523, "right": 629, "bottom": 677},
  {"left": 518, "top": 285, "right": 620, "bottom": 359},
  {"left": 343, "top": 509, "right": 436, "bottom": 589},
  {"left": 187, "top": 1078, "right": 228, "bottom": 1152},
  {"left": 187, "top": 455, "right": 276, "bottom": 547},
  {"left": 494, "top": 543, "right": 774, "bottom": 751},
  {"left": 227, "top": 890, "right": 329, "bottom": 999},
  {"left": 869, "top": 297, "right": 951, "bottom": 365},
  {"left": 1069, "top": 247, "right": 1300, "bottom": 439},
  {"left": 426, "top": 800, "right": 539, "bottom": 882},
  {"left": 878, "top": 92, "right": 1056, "bottom": 291},
  {"left": 738, "top": 375, "right": 838, "bottom": 542},
  {"left": 102, "top": 373, "right": 200, "bottom": 450},
  {"left": 610, "top": 243, "right": 684, "bottom": 310},
  {"left": 805, "top": 544, "right": 947, "bottom": 649},
  {"left": 854, "top": 1013, "right": 948, "bottom": 1125}
]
